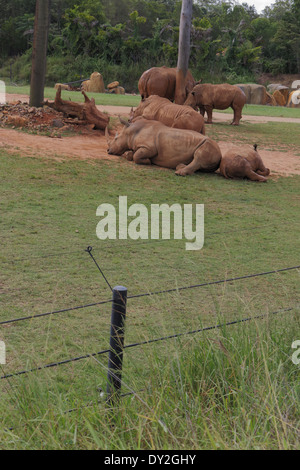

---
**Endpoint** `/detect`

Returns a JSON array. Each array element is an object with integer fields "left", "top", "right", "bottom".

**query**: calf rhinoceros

[
  {"left": 220, "top": 144, "right": 270, "bottom": 182},
  {"left": 106, "top": 118, "right": 221, "bottom": 176},
  {"left": 130, "top": 95, "right": 205, "bottom": 134},
  {"left": 184, "top": 82, "right": 247, "bottom": 125}
]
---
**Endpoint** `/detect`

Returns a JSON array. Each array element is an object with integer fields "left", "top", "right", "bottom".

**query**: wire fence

[{"left": 0, "top": 245, "right": 299, "bottom": 422}]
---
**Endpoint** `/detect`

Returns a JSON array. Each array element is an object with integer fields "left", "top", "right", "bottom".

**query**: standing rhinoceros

[
  {"left": 106, "top": 118, "right": 221, "bottom": 176},
  {"left": 184, "top": 82, "right": 247, "bottom": 125},
  {"left": 130, "top": 95, "right": 205, "bottom": 134},
  {"left": 220, "top": 144, "right": 270, "bottom": 182},
  {"left": 138, "top": 66, "right": 195, "bottom": 102}
]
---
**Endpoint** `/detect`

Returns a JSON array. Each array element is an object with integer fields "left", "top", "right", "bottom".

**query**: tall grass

[{"left": 1, "top": 308, "right": 299, "bottom": 449}]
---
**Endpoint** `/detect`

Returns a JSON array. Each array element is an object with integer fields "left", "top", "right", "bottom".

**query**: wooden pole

[
  {"left": 30, "top": 0, "right": 50, "bottom": 107},
  {"left": 106, "top": 286, "right": 128, "bottom": 407},
  {"left": 175, "top": 0, "right": 193, "bottom": 104}
]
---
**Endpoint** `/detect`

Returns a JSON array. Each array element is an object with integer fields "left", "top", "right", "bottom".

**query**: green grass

[
  {"left": 206, "top": 121, "right": 300, "bottom": 152},
  {"left": 5, "top": 85, "right": 141, "bottom": 107},
  {"left": 218, "top": 103, "right": 300, "bottom": 119},
  {"left": 0, "top": 118, "right": 299, "bottom": 449}
]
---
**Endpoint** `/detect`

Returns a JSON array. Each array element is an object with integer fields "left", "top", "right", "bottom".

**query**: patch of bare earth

[{"left": 1, "top": 94, "right": 299, "bottom": 176}]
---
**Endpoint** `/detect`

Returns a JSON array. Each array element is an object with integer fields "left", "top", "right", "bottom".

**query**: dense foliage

[{"left": 0, "top": 0, "right": 299, "bottom": 90}]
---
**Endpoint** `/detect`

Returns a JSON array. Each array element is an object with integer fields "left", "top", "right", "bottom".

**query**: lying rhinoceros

[
  {"left": 129, "top": 95, "right": 205, "bottom": 134},
  {"left": 138, "top": 66, "right": 195, "bottom": 102},
  {"left": 106, "top": 118, "right": 221, "bottom": 176},
  {"left": 184, "top": 82, "right": 247, "bottom": 125},
  {"left": 220, "top": 144, "right": 270, "bottom": 182}
]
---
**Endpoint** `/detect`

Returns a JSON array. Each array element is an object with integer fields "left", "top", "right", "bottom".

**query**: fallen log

[{"left": 44, "top": 86, "right": 109, "bottom": 130}]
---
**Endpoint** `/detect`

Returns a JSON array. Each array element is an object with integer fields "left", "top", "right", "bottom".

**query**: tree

[
  {"left": 175, "top": 0, "right": 193, "bottom": 104},
  {"left": 29, "top": 0, "right": 50, "bottom": 107}
]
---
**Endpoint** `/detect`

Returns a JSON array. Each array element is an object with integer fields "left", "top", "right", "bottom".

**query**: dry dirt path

[{"left": 5, "top": 93, "right": 300, "bottom": 124}]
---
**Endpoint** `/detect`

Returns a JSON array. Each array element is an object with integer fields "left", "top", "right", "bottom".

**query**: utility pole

[
  {"left": 175, "top": 0, "right": 193, "bottom": 104},
  {"left": 30, "top": 0, "right": 50, "bottom": 107}
]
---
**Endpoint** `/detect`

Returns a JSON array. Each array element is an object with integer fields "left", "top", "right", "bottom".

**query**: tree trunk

[
  {"left": 175, "top": 0, "right": 193, "bottom": 104},
  {"left": 30, "top": 0, "right": 50, "bottom": 107},
  {"left": 45, "top": 86, "right": 110, "bottom": 130}
]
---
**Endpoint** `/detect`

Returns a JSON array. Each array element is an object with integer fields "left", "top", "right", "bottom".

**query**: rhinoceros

[
  {"left": 138, "top": 66, "right": 195, "bottom": 102},
  {"left": 220, "top": 144, "right": 270, "bottom": 182},
  {"left": 184, "top": 82, "right": 247, "bottom": 125},
  {"left": 106, "top": 118, "right": 221, "bottom": 176},
  {"left": 130, "top": 95, "right": 205, "bottom": 134}
]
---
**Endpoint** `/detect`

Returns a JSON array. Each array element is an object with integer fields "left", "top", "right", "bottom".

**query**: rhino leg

[
  {"left": 256, "top": 160, "right": 270, "bottom": 176},
  {"left": 257, "top": 168, "right": 270, "bottom": 176},
  {"left": 175, "top": 140, "right": 221, "bottom": 176},
  {"left": 244, "top": 164, "right": 268, "bottom": 182},
  {"left": 133, "top": 147, "right": 153, "bottom": 165},
  {"left": 175, "top": 163, "right": 192, "bottom": 176},
  {"left": 231, "top": 105, "right": 242, "bottom": 125},
  {"left": 204, "top": 106, "right": 213, "bottom": 124},
  {"left": 122, "top": 150, "right": 134, "bottom": 161}
]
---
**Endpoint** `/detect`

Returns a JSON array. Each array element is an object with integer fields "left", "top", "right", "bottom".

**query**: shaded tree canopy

[{"left": 0, "top": 0, "right": 299, "bottom": 90}]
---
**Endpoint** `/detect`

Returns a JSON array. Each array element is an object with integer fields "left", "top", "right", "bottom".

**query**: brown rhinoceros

[
  {"left": 138, "top": 66, "right": 195, "bottom": 102},
  {"left": 220, "top": 144, "right": 270, "bottom": 182},
  {"left": 106, "top": 118, "right": 221, "bottom": 176},
  {"left": 129, "top": 95, "right": 205, "bottom": 134},
  {"left": 184, "top": 82, "right": 247, "bottom": 125}
]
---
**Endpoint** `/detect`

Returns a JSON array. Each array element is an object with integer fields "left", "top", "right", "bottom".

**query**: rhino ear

[{"left": 253, "top": 143, "right": 258, "bottom": 151}]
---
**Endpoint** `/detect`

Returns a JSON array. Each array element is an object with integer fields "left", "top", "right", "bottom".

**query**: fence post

[{"left": 106, "top": 285, "right": 127, "bottom": 407}]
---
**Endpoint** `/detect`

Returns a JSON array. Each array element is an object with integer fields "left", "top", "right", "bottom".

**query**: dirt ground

[{"left": 1, "top": 93, "right": 300, "bottom": 177}]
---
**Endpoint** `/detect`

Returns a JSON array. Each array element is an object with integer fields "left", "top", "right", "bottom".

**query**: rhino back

[
  {"left": 195, "top": 84, "right": 242, "bottom": 108},
  {"left": 152, "top": 128, "right": 206, "bottom": 168}
]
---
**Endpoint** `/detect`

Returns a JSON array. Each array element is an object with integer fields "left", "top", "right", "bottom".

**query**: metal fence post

[{"left": 106, "top": 286, "right": 127, "bottom": 406}]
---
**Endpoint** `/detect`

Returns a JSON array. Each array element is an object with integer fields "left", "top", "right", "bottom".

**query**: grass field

[
  {"left": 0, "top": 94, "right": 299, "bottom": 449},
  {"left": 5, "top": 84, "right": 300, "bottom": 119}
]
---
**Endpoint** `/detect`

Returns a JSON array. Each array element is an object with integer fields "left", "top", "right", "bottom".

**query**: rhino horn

[
  {"left": 105, "top": 126, "right": 112, "bottom": 145},
  {"left": 118, "top": 115, "right": 130, "bottom": 127}
]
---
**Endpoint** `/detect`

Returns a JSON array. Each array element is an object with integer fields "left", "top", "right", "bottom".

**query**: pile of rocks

[
  {"left": 54, "top": 71, "right": 126, "bottom": 95},
  {"left": 0, "top": 101, "right": 96, "bottom": 135},
  {"left": 107, "top": 81, "right": 125, "bottom": 95},
  {"left": 236, "top": 81, "right": 300, "bottom": 107}
]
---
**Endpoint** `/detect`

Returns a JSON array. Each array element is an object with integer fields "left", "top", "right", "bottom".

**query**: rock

[
  {"left": 108, "top": 86, "right": 125, "bottom": 95},
  {"left": 265, "top": 91, "right": 277, "bottom": 106},
  {"left": 273, "top": 89, "right": 288, "bottom": 106},
  {"left": 236, "top": 84, "right": 267, "bottom": 105},
  {"left": 81, "top": 72, "right": 105, "bottom": 93},
  {"left": 107, "top": 81, "right": 120, "bottom": 90},
  {"left": 287, "top": 90, "right": 300, "bottom": 108},
  {"left": 52, "top": 118, "right": 65, "bottom": 128},
  {"left": 7, "top": 115, "right": 28, "bottom": 127}
]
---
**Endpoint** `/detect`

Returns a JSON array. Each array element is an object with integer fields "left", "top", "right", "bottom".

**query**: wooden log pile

[{"left": 45, "top": 85, "right": 109, "bottom": 130}]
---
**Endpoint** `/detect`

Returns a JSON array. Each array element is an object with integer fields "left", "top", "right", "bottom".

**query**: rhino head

[
  {"left": 184, "top": 80, "right": 203, "bottom": 109},
  {"left": 105, "top": 118, "right": 130, "bottom": 155}
]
